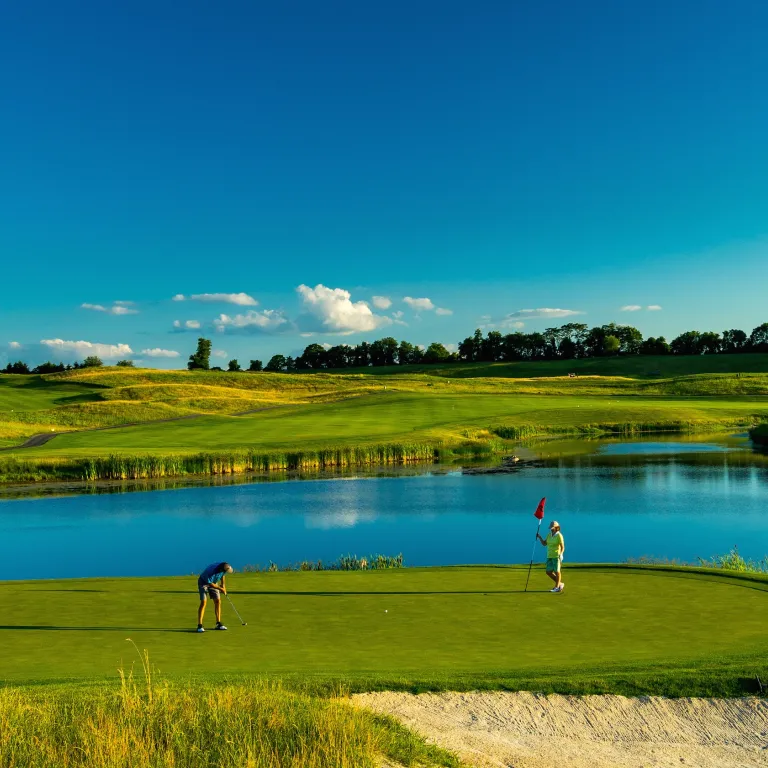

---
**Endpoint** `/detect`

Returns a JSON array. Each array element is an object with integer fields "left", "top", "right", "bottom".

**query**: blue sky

[{"left": 1, "top": 1, "right": 767, "bottom": 367}]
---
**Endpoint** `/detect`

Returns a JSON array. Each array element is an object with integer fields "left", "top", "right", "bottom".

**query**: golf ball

[{"left": 385, "top": 610, "right": 388, "bottom": 613}]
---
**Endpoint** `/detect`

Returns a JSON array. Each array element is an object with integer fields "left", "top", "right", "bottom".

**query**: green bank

[
  {"left": 1, "top": 364, "right": 767, "bottom": 483},
  {"left": 3, "top": 566, "right": 767, "bottom": 697}
]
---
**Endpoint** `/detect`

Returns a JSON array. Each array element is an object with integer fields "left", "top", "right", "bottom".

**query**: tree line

[
  {"left": 3, "top": 320, "right": 767, "bottom": 375},
  {"left": 185, "top": 320, "right": 768, "bottom": 372}
]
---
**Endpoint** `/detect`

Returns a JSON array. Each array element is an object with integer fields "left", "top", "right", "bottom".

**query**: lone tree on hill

[
  {"left": 228, "top": 359, "right": 241, "bottom": 371},
  {"left": 82, "top": 355, "right": 103, "bottom": 368},
  {"left": 188, "top": 337, "right": 212, "bottom": 370},
  {"left": 248, "top": 359, "right": 263, "bottom": 371},
  {"left": 116, "top": 359, "right": 134, "bottom": 367}
]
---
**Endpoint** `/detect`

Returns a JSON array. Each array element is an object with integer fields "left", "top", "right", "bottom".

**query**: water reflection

[{"left": 1, "top": 437, "right": 766, "bottom": 580}]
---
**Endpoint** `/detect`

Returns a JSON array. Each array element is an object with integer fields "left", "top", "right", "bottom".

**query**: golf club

[{"left": 225, "top": 593, "right": 247, "bottom": 626}]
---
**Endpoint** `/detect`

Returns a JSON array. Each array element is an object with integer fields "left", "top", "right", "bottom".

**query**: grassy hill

[{"left": 1, "top": 359, "right": 767, "bottom": 483}]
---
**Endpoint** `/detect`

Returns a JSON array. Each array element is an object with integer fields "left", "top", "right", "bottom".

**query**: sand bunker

[{"left": 356, "top": 691, "right": 768, "bottom": 768}]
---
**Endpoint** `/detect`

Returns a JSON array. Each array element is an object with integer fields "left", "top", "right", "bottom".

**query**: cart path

[{"left": 355, "top": 691, "right": 768, "bottom": 768}]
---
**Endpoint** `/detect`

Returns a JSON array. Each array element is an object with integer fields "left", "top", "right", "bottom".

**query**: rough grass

[{"left": 0, "top": 678, "right": 458, "bottom": 768}]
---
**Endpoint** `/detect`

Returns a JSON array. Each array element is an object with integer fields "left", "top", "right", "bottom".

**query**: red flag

[{"left": 534, "top": 497, "right": 546, "bottom": 520}]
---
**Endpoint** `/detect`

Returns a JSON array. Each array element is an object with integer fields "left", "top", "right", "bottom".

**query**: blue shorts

[
  {"left": 198, "top": 584, "right": 221, "bottom": 601},
  {"left": 545, "top": 557, "right": 561, "bottom": 572}
]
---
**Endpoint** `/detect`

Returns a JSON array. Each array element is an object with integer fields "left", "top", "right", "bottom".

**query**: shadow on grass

[
  {"left": 0, "top": 626, "right": 192, "bottom": 633},
  {"left": 152, "top": 589, "right": 550, "bottom": 596}
]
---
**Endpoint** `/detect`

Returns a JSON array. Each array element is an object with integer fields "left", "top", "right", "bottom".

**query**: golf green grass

[
  {"left": 4, "top": 566, "right": 767, "bottom": 696},
  {"left": 10, "top": 392, "right": 768, "bottom": 457}
]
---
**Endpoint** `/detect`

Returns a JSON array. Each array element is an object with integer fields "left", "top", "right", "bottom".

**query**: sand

[{"left": 356, "top": 691, "right": 768, "bottom": 768}]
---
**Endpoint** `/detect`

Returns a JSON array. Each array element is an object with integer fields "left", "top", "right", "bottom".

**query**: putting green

[{"left": 4, "top": 566, "right": 767, "bottom": 687}]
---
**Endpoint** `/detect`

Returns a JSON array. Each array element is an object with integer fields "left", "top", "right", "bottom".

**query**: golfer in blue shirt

[{"left": 197, "top": 561, "right": 233, "bottom": 633}]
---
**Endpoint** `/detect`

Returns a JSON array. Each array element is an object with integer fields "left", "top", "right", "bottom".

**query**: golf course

[
  {"left": 2, "top": 362, "right": 767, "bottom": 766},
  {"left": 2, "top": 565, "right": 767, "bottom": 767},
  {"left": 1, "top": 356, "right": 768, "bottom": 484}
]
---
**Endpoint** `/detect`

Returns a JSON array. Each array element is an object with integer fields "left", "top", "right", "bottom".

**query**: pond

[{"left": 1, "top": 437, "right": 767, "bottom": 580}]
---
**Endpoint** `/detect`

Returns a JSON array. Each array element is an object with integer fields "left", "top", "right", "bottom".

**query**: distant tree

[
  {"left": 210, "top": 366, "right": 223, "bottom": 371},
  {"left": 749, "top": 322, "right": 768, "bottom": 352},
  {"left": 297, "top": 343, "right": 328, "bottom": 369},
  {"left": 265, "top": 354, "right": 286, "bottom": 372},
  {"left": 639, "top": 337, "right": 670, "bottom": 355},
  {"left": 116, "top": 359, "right": 134, "bottom": 367},
  {"left": 369, "top": 337, "right": 398, "bottom": 367},
  {"left": 722, "top": 329, "right": 747, "bottom": 353},
  {"left": 228, "top": 359, "right": 241, "bottom": 371},
  {"left": 351, "top": 342, "right": 371, "bottom": 367},
  {"left": 397, "top": 340, "right": 418, "bottom": 365},
  {"left": 285, "top": 356, "right": 297, "bottom": 372},
  {"left": 558, "top": 337, "right": 578, "bottom": 360},
  {"left": 248, "top": 359, "right": 263, "bottom": 372},
  {"left": 699, "top": 332, "right": 722, "bottom": 355},
  {"left": 33, "top": 361, "right": 66, "bottom": 374},
  {"left": 325, "top": 345, "right": 353, "bottom": 369},
  {"left": 670, "top": 330, "right": 703, "bottom": 356},
  {"left": 2, "top": 361, "right": 30, "bottom": 374},
  {"left": 603, "top": 335, "right": 620, "bottom": 356},
  {"left": 481, "top": 331, "right": 504, "bottom": 362},
  {"left": 561, "top": 323, "right": 589, "bottom": 357},
  {"left": 422, "top": 342, "right": 451, "bottom": 363},
  {"left": 188, "top": 337, "right": 212, "bottom": 370},
  {"left": 82, "top": 355, "right": 103, "bottom": 368}
]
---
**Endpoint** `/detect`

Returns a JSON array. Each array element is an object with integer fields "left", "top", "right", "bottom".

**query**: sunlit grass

[{"left": 0, "top": 673, "right": 458, "bottom": 768}]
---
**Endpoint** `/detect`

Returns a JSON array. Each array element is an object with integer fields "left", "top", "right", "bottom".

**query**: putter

[{"left": 225, "top": 593, "right": 247, "bottom": 626}]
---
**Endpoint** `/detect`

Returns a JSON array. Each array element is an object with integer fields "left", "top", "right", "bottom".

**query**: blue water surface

[{"left": 2, "top": 444, "right": 767, "bottom": 580}]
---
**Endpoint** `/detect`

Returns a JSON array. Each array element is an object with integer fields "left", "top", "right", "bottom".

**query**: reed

[
  {"left": 0, "top": 673, "right": 458, "bottom": 768},
  {"left": 242, "top": 553, "right": 405, "bottom": 572},
  {"left": 0, "top": 443, "right": 443, "bottom": 483}
]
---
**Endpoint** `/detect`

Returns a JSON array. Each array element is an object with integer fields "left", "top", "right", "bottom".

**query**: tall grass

[
  {"left": 697, "top": 547, "right": 768, "bottom": 574},
  {"left": 0, "top": 443, "right": 444, "bottom": 483},
  {"left": 0, "top": 671, "right": 458, "bottom": 768},
  {"left": 242, "top": 553, "right": 404, "bottom": 572}
]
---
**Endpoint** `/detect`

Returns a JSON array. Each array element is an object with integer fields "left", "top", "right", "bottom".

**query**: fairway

[
  {"left": 4, "top": 566, "right": 767, "bottom": 689},
  {"left": 11, "top": 392, "right": 768, "bottom": 457}
]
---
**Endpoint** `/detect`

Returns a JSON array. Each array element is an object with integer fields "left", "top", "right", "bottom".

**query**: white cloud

[
  {"left": 321, "top": 342, "right": 332, "bottom": 350},
  {"left": 141, "top": 348, "right": 180, "bottom": 358},
  {"left": 647, "top": 305, "right": 662, "bottom": 311},
  {"left": 189, "top": 292, "right": 258, "bottom": 306},
  {"left": 403, "top": 296, "right": 435, "bottom": 311},
  {"left": 620, "top": 305, "right": 642, "bottom": 312},
  {"left": 443, "top": 343, "right": 458, "bottom": 353},
  {"left": 81, "top": 302, "right": 138, "bottom": 316},
  {"left": 505, "top": 308, "right": 583, "bottom": 319},
  {"left": 499, "top": 320, "right": 526, "bottom": 330},
  {"left": 297, "top": 284, "right": 391, "bottom": 334},
  {"left": 213, "top": 309, "right": 289, "bottom": 333},
  {"left": 372, "top": 296, "right": 392, "bottom": 310},
  {"left": 173, "top": 319, "right": 201, "bottom": 330},
  {"left": 391, "top": 310, "right": 408, "bottom": 326},
  {"left": 40, "top": 339, "right": 133, "bottom": 359},
  {"left": 212, "top": 349, "right": 227, "bottom": 359},
  {"left": 435, "top": 307, "right": 453, "bottom": 316},
  {"left": 9, "top": 341, "right": 21, "bottom": 349},
  {"left": 172, "top": 294, "right": 186, "bottom": 301}
]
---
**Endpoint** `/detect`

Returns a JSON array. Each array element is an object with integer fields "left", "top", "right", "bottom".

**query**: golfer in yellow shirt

[{"left": 537, "top": 520, "right": 565, "bottom": 592}]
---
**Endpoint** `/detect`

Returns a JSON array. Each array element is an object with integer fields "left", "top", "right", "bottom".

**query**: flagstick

[{"left": 524, "top": 519, "right": 543, "bottom": 593}]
